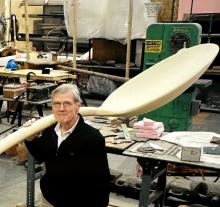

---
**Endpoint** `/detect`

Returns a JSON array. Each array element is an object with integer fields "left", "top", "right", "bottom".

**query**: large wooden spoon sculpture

[{"left": 0, "top": 43, "right": 219, "bottom": 154}]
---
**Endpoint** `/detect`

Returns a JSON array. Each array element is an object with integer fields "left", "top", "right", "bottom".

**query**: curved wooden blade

[
  {"left": 0, "top": 115, "right": 56, "bottom": 154},
  {"left": 0, "top": 43, "right": 219, "bottom": 154},
  {"left": 80, "top": 43, "right": 219, "bottom": 117}
]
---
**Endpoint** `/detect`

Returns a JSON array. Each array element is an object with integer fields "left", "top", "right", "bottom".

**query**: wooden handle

[
  {"left": 0, "top": 107, "right": 111, "bottom": 154},
  {"left": 0, "top": 43, "right": 219, "bottom": 154},
  {"left": 0, "top": 115, "right": 56, "bottom": 154}
]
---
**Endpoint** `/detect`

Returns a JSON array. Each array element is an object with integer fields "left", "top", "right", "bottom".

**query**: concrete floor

[{"left": 0, "top": 99, "right": 220, "bottom": 207}]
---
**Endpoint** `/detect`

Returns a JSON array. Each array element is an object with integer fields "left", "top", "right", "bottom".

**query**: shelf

[
  {"left": 22, "top": 13, "right": 64, "bottom": 18},
  {"left": 20, "top": 0, "right": 63, "bottom": 6}
]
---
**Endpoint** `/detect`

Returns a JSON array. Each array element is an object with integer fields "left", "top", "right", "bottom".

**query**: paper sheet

[
  {"left": 160, "top": 131, "right": 220, "bottom": 147},
  {"left": 162, "top": 131, "right": 220, "bottom": 165}
]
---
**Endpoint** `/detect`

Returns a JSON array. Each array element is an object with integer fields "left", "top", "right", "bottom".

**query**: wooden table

[
  {"left": 0, "top": 68, "right": 73, "bottom": 81},
  {"left": 84, "top": 117, "right": 135, "bottom": 153}
]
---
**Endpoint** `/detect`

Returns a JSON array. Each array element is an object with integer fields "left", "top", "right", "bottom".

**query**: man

[{"left": 25, "top": 83, "right": 110, "bottom": 207}]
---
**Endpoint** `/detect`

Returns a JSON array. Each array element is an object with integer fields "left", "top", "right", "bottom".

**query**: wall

[
  {"left": 11, "top": 0, "right": 43, "bottom": 50},
  {"left": 151, "top": 0, "right": 179, "bottom": 22},
  {"left": 0, "top": 1, "right": 5, "bottom": 16},
  {"left": 178, "top": 0, "right": 220, "bottom": 20},
  {"left": 1, "top": 0, "right": 43, "bottom": 50}
]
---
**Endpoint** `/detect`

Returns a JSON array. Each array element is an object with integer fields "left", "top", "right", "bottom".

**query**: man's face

[{"left": 52, "top": 91, "right": 80, "bottom": 126}]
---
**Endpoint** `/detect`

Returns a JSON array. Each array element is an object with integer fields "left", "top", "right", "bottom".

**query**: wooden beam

[
  {"left": 4, "top": 0, "right": 10, "bottom": 46},
  {"left": 72, "top": 0, "right": 77, "bottom": 70},
  {"left": 24, "top": 0, "right": 30, "bottom": 66},
  {"left": 125, "top": 0, "right": 133, "bottom": 79},
  {"left": 57, "top": 65, "right": 129, "bottom": 83}
]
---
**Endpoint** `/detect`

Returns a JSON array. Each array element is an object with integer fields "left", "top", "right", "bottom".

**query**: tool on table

[
  {"left": 112, "top": 128, "right": 121, "bottom": 133},
  {"left": 113, "top": 134, "right": 123, "bottom": 140},
  {"left": 131, "top": 136, "right": 149, "bottom": 142},
  {"left": 110, "top": 140, "right": 133, "bottom": 144},
  {"left": 111, "top": 134, "right": 133, "bottom": 144},
  {"left": 149, "top": 142, "right": 164, "bottom": 152},
  {"left": 203, "top": 146, "right": 220, "bottom": 155},
  {"left": 92, "top": 116, "right": 110, "bottom": 124},
  {"left": 136, "top": 142, "right": 164, "bottom": 153},
  {"left": 210, "top": 136, "right": 220, "bottom": 145},
  {"left": 104, "top": 134, "right": 118, "bottom": 139},
  {"left": 106, "top": 124, "right": 133, "bottom": 144},
  {"left": 121, "top": 124, "right": 132, "bottom": 142},
  {"left": 105, "top": 135, "right": 133, "bottom": 144},
  {"left": 137, "top": 146, "right": 156, "bottom": 153}
]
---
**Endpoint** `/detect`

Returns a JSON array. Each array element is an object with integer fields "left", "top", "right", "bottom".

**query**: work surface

[
  {"left": 89, "top": 119, "right": 220, "bottom": 206},
  {"left": 0, "top": 68, "right": 72, "bottom": 81},
  {"left": 124, "top": 134, "right": 220, "bottom": 171},
  {"left": 87, "top": 117, "right": 220, "bottom": 171},
  {"left": 85, "top": 117, "right": 135, "bottom": 152}
]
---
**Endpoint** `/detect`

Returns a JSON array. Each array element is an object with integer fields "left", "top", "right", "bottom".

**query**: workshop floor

[{"left": 0, "top": 98, "right": 220, "bottom": 207}]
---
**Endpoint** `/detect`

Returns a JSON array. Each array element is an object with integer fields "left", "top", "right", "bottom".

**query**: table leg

[
  {"left": 27, "top": 154, "right": 35, "bottom": 207},
  {"left": 10, "top": 102, "right": 22, "bottom": 126},
  {"left": 36, "top": 105, "right": 43, "bottom": 117},
  {"left": 138, "top": 158, "right": 167, "bottom": 207}
]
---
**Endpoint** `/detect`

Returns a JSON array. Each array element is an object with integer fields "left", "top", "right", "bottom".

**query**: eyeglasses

[{"left": 52, "top": 101, "right": 73, "bottom": 108}]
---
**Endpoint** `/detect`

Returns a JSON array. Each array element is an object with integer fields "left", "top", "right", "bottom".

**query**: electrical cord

[{"left": 46, "top": 27, "right": 66, "bottom": 53}]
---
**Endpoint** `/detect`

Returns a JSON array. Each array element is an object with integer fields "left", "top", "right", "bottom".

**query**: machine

[
  {"left": 140, "top": 23, "right": 202, "bottom": 131},
  {"left": 144, "top": 22, "right": 202, "bottom": 68}
]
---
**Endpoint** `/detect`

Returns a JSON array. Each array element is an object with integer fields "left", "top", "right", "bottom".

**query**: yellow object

[{"left": 0, "top": 43, "right": 219, "bottom": 154}]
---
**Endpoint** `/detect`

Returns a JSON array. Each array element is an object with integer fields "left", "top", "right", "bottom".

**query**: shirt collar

[{"left": 54, "top": 116, "right": 79, "bottom": 136}]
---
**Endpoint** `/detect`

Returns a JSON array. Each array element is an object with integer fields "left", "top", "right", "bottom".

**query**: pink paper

[
  {"left": 136, "top": 126, "right": 164, "bottom": 135},
  {"left": 134, "top": 122, "right": 163, "bottom": 130}
]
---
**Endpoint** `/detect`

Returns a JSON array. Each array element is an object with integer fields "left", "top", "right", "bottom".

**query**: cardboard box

[{"left": 3, "top": 84, "right": 25, "bottom": 98}]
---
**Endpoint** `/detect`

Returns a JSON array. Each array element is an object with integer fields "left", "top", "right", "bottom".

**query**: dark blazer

[{"left": 25, "top": 114, "right": 110, "bottom": 207}]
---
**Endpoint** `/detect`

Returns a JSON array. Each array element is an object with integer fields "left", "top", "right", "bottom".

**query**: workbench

[
  {"left": 123, "top": 139, "right": 220, "bottom": 207},
  {"left": 0, "top": 68, "right": 73, "bottom": 82}
]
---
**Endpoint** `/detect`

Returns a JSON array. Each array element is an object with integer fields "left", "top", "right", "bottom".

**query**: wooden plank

[
  {"left": 4, "top": 0, "right": 10, "bottom": 46},
  {"left": 0, "top": 68, "right": 71, "bottom": 81},
  {"left": 0, "top": 43, "right": 219, "bottom": 154},
  {"left": 125, "top": 0, "right": 133, "bottom": 79},
  {"left": 24, "top": 0, "right": 30, "bottom": 65},
  {"left": 27, "top": 58, "right": 71, "bottom": 66}
]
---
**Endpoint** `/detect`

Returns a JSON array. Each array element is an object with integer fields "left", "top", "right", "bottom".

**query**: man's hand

[{"left": 23, "top": 118, "right": 40, "bottom": 141}]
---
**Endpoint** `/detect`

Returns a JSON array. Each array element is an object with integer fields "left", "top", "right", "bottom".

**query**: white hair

[{"left": 51, "top": 83, "right": 81, "bottom": 103}]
